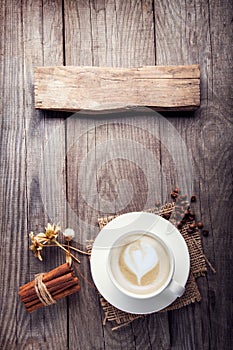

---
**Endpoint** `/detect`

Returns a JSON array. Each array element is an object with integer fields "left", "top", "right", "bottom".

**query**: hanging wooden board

[{"left": 34, "top": 65, "right": 200, "bottom": 112}]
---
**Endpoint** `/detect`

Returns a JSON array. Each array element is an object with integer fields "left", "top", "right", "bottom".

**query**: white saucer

[{"left": 90, "top": 212, "right": 190, "bottom": 314}]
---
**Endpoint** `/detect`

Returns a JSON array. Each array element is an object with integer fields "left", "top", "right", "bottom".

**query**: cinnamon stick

[
  {"left": 19, "top": 264, "right": 81, "bottom": 313},
  {"left": 24, "top": 277, "right": 79, "bottom": 308},
  {"left": 19, "top": 272, "right": 76, "bottom": 302},
  {"left": 19, "top": 263, "right": 72, "bottom": 292},
  {"left": 26, "top": 284, "right": 81, "bottom": 313}
]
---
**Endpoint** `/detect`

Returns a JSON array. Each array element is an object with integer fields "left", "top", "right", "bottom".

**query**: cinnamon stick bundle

[{"left": 19, "top": 263, "right": 80, "bottom": 313}]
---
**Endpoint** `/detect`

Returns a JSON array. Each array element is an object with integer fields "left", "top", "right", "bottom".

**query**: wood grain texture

[
  {"left": 0, "top": 0, "right": 68, "bottom": 349},
  {"left": 34, "top": 65, "right": 200, "bottom": 111},
  {"left": 65, "top": 0, "right": 156, "bottom": 68},
  {"left": 64, "top": 1, "right": 171, "bottom": 349},
  {"left": 0, "top": 2, "right": 28, "bottom": 348},
  {"left": 21, "top": 0, "right": 69, "bottom": 347},
  {"left": 0, "top": 0, "right": 232, "bottom": 349},
  {"left": 22, "top": 0, "right": 69, "bottom": 347},
  {"left": 155, "top": 0, "right": 233, "bottom": 349}
]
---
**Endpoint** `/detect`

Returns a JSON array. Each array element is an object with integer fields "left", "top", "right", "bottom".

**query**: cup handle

[{"left": 167, "top": 279, "right": 185, "bottom": 297}]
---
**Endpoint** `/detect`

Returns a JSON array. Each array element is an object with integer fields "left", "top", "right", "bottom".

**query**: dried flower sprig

[{"left": 29, "top": 223, "right": 90, "bottom": 264}]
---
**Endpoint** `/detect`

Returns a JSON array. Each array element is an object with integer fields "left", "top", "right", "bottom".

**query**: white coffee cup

[{"left": 107, "top": 231, "right": 185, "bottom": 299}]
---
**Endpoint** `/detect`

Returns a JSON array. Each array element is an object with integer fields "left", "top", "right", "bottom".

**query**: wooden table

[{"left": 0, "top": 1, "right": 232, "bottom": 349}]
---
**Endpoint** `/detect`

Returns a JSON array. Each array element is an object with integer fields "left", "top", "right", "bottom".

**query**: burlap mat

[{"left": 93, "top": 203, "right": 208, "bottom": 330}]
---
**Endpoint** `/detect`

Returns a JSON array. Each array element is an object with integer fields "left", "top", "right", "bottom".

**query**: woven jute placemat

[{"left": 92, "top": 203, "right": 209, "bottom": 330}]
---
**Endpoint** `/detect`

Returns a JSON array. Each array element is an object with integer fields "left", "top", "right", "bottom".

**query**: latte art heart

[
  {"left": 109, "top": 233, "right": 171, "bottom": 295},
  {"left": 124, "top": 242, "right": 159, "bottom": 285}
]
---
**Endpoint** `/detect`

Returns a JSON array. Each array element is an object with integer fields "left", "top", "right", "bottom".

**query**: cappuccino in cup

[{"left": 108, "top": 232, "right": 173, "bottom": 298}]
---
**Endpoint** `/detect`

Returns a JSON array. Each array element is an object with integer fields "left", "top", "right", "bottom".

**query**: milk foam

[
  {"left": 123, "top": 241, "right": 159, "bottom": 285},
  {"left": 110, "top": 234, "right": 171, "bottom": 295}
]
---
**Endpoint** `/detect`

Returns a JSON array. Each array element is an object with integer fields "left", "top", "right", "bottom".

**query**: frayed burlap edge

[{"left": 94, "top": 203, "right": 207, "bottom": 330}]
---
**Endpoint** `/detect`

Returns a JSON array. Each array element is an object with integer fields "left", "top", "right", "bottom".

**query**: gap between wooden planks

[{"left": 34, "top": 65, "right": 200, "bottom": 112}]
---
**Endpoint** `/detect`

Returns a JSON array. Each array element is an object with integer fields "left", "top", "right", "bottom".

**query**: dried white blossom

[{"left": 63, "top": 228, "right": 75, "bottom": 241}]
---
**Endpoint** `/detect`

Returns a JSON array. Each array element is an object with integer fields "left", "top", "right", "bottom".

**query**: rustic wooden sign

[{"left": 34, "top": 65, "right": 200, "bottom": 112}]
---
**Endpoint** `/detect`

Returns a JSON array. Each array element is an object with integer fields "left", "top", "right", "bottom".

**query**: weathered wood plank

[
  {"left": 64, "top": 0, "right": 156, "bottom": 68},
  {"left": 21, "top": 0, "right": 68, "bottom": 347},
  {"left": 64, "top": 1, "right": 171, "bottom": 349},
  {"left": 154, "top": 0, "right": 233, "bottom": 349},
  {"left": 0, "top": 2, "right": 28, "bottom": 349},
  {"left": 34, "top": 65, "right": 200, "bottom": 111},
  {"left": 0, "top": 0, "right": 68, "bottom": 349},
  {"left": 154, "top": 0, "right": 213, "bottom": 348}
]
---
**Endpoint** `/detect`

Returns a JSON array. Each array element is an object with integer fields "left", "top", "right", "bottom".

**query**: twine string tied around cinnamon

[{"left": 34, "top": 273, "right": 56, "bottom": 306}]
